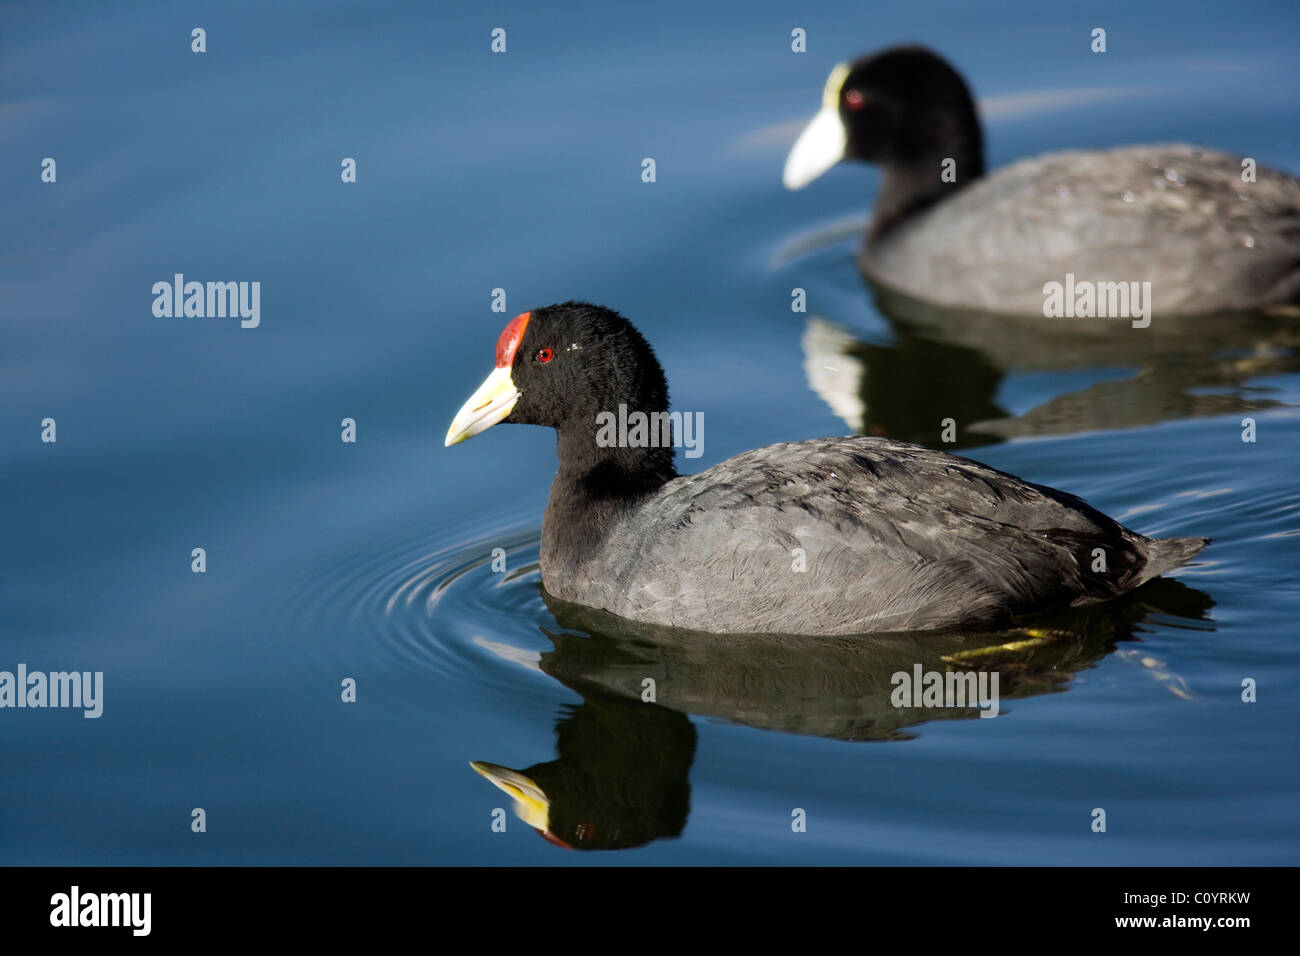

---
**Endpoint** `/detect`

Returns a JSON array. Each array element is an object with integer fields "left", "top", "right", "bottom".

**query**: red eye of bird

[
  {"left": 844, "top": 89, "right": 866, "bottom": 110},
  {"left": 537, "top": 348, "right": 554, "bottom": 363}
]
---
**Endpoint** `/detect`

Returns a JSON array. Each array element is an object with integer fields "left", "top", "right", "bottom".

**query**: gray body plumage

[
  {"left": 862, "top": 145, "right": 1300, "bottom": 316},
  {"left": 541, "top": 437, "right": 1207, "bottom": 635}
]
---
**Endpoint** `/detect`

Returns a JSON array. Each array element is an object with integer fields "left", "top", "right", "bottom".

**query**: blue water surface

[{"left": 2, "top": 0, "right": 1298, "bottom": 864}]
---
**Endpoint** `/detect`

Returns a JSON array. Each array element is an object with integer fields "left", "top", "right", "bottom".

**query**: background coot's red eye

[
  {"left": 844, "top": 89, "right": 866, "bottom": 110},
  {"left": 537, "top": 348, "right": 554, "bottom": 363}
]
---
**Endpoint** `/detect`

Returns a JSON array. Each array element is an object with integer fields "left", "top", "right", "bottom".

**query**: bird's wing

[
  {"left": 864, "top": 145, "right": 1300, "bottom": 315},
  {"left": 601, "top": 438, "right": 1144, "bottom": 633}
]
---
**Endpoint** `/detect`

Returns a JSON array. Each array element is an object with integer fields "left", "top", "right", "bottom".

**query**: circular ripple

[{"left": 273, "top": 509, "right": 560, "bottom": 717}]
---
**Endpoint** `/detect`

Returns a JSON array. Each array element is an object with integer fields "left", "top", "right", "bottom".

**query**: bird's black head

[
  {"left": 783, "top": 45, "right": 985, "bottom": 208},
  {"left": 445, "top": 302, "right": 676, "bottom": 482}
]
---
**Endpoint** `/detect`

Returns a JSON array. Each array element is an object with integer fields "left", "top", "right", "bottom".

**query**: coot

[
  {"left": 445, "top": 302, "right": 1208, "bottom": 635},
  {"left": 783, "top": 46, "right": 1300, "bottom": 316}
]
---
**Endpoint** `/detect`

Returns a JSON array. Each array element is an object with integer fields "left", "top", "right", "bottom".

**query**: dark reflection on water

[
  {"left": 471, "top": 698, "right": 696, "bottom": 852},
  {"left": 469, "top": 576, "right": 1213, "bottom": 850},
  {"left": 802, "top": 275, "right": 1300, "bottom": 449}
]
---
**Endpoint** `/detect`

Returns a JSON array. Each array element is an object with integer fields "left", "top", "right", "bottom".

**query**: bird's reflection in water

[
  {"left": 471, "top": 577, "right": 1213, "bottom": 850},
  {"left": 470, "top": 693, "right": 695, "bottom": 851},
  {"left": 803, "top": 287, "right": 1300, "bottom": 449}
]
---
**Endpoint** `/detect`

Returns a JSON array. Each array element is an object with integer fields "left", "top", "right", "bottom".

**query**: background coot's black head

[
  {"left": 784, "top": 45, "right": 985, "bottom": 191},
  {"left": 445, "top": 301, "right": 670, "bottom": 451},
  {"left": 839, "top": 46, "right": 983, "bottom": 168}
]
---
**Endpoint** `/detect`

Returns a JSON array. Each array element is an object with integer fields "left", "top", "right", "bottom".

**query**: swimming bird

[
  {"left": 444, "top": 302, "right": 1208, "bottom": 635},
  {"left": 782, "top": 45, "right": 1300, "bottom": 316}
]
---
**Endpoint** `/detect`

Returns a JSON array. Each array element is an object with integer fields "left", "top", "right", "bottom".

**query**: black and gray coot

[
  {"left": 445, "top": 302, "right": 1208, "bottom": 635},
  {"left": 783, "top": 45, "right": 1300, "bottom": 315}
]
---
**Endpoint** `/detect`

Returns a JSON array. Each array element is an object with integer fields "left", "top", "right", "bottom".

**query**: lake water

[{"left": 3, "top": 0, "right": 1298, "bottom": 864}]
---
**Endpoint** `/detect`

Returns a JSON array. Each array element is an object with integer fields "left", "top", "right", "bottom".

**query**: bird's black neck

[
  {"left": 541, "top": 426, "right": 678, "bottom": 576},
  {"left": 870, "top": 126, "right": 984, "bottom": 241}
]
